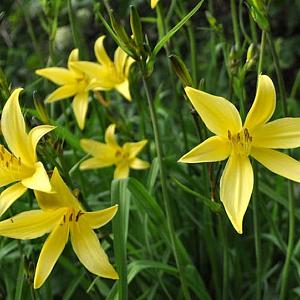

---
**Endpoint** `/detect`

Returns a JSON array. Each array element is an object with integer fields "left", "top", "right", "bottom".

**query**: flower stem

[
  {"left": 231, "top": 0, "right": 240, "bottom": 50},
  {"left": 141, "top": 74, "right": 191, "bottom": 300}
]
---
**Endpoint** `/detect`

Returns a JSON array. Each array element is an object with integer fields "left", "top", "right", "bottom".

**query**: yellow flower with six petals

[
  {"left": 80, "top": 124, "right": 149, "bottom": 179},
  {"left": 0, "top": 88, "right": 54, "bottom": 216},
  {"left": 0, "top": 168, "right": 118, "bottom": 288},
  {"left": 179, "top": 75, "right": 300, "bottom": 234}
]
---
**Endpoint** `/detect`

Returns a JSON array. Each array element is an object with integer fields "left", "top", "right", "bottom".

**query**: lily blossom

[
  {"left": 80, "top": 124, "right": 149, "bottom": 179},
  {"left": 0, "top": 88, "right": 54, "bottom": 216},
  {"left": 36, "top": 49, "right": 91, "bottom": 129},
  {"left": 0, "top": 168, "right": 118, "bottom": 288},
  {"left": 179, "top": 75, "right": 300, "bottom": 234},
  {"left": 71, "top": 36, "right": 135, "bottom": 101}
]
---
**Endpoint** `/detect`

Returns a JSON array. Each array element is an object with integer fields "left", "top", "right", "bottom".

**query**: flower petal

[
  {"left": 35, "top": 168, "right": 81, "bottom": 210},
  {"left": 105, "top": 124, "right": 120, "bottom": 148},
  {"left": 123, "top": 140, "right": 148, "bottom": 159},
  {"left": 72, "top": 92, "right": 89, "bottom": 129},
  {"left": 114, "top": 47, "right": 127, "bottom": 76},
  {"left": 130, "top": 158, "right": 150, "bottom": 170},
  {"left": 34, "top": 217, "right": 69, "bottom": 289},
  {"left": 1, "top": 88, "right": 32, "bottom": 164},
  {"left": 244, "top": 75, "right": 276, "bottom": 130},
  {"left": 151, "top": 0, "right": 159, "bottom": 8},
  {"left": 115, "top": 79, "right": 131, "bottom": 101},
  {"left": 21, "top": 162, "right": 51, "bottom": 192},
  {"left": 36, "top": 68, "right": 77, "bottom": 85},
  {"left": 80, "top": 139, "right": 115, "bottom": 159},
  {"left": 0, "top": 208, "right": 66, "bottom": 239},
  {"left": 179, "top": 136, "right": 231, "bottom": 163},
  {"left": 70, "top": 217, "right": 118, "bottom": 279},
  {"left": 251, "top": 147, "right": 300, "bottom": 182},
  {"left": 251, "top": 118, "right": 300, "bottom": 149},
  {"left": 84, "top": 205, "right": 118, "bottom": 229},
  {"left": 45, "top": 85, "right": 78, "bottom": 103},
  {"left": 114, "top": 162, "right": 129, "bottom": 179},
  {"left": 0, "top": 183, "right": 27, "bottom": 216},
  {"left": 220, "top": 154, "right": 253, "bottom": 234},
  {"left": 67, "top": 48, "right": 82, "bottom": 76},
  {"left": 94, "top": 36, "right": 113, "bottom": 66},
  {"left": 184, "top": 87, "right": 242, "bottom": 137},
  {"left": 80, "top": 158, "right": 114, "bottom": 170}
]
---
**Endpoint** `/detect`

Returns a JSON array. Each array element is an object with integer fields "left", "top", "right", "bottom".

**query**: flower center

[
  {"left": 61, "top": 208, "right": 84, "bottom": 225},
  {"left": 0, "top": 145, "right": 22, "bottom": 171},
  {"left": 228, "top": 128, "right": 252, "bottom": 156},
  {"left": 115, "top": 149, "right": 130, "bottom": 162}
]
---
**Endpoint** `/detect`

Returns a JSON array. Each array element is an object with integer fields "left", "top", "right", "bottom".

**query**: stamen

[
  {"left": 69, "top": 213, "right": 73, "bottom": 222},
  {"left": 227, "top": 130, "right": 231, "bottom": 140},
  {"left": 75, "top": 211, "right": 84, "bottom": 222}
]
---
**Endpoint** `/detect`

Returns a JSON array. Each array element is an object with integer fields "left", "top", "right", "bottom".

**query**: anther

[
  {"left": 5, "top": 161, "right": 9, "bottom": 168},
  {"left": 69, "top": 213, "right": 73, "bottom": 222},
  {"left": 10, "top": 218, "right": 14, "bottom": 223},
  {"left": 63, "top": 215, "right": 66, "bottom": 223},
  {"left": 237, "top": 133, "right": 240, "bottom": 142},
  {"left": 18, "top": 157, "right": 21, "bottom": 166},
  {"left": 227, "top": 130, "right": 231, "bottom": 140},
  {"left": 75, "top": 211, "right": 84, "bottom": 222}
]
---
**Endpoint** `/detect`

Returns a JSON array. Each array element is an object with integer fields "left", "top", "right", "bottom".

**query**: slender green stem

[
  {"left": 231, "top": 0, "right": 240, "bottom": 50},
  {"left": 257, "top": 31, "right": 266, "bottom": 75},
  {"left": 141, "top": 74, "right": 191, "bottom": 300}
]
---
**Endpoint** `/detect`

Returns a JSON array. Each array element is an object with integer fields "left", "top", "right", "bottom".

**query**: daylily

[
  {"left": 0, "top": 88, "right": 54, "bottom": 216},
  {"left": 80, "top": 124, "right": 149, "bottom": 179},
  {"left": 71, "top": 36, "right": 135, "bottom": 101},
  {"left": 179, "top": 75, "right": 300, "bottom": 234},
  {"left": 0, "top": 168, "right": 118, "bottom": 288},
  {"left": 151, "top": 0, "right": 160, "bottom": 9},
  {"left": 36, "top": 49, "right": 91, "bottom": 129}
]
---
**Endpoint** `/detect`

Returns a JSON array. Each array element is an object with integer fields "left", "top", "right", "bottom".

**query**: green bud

[
  {"left": 130, "top": 6, "right": 144, "bottom": 51},
  {"left": 169, "top": 54, "right": 193, "bottom": 87},
  {"left": 33, "top": 91, "right": 50, "bottom": 124}
]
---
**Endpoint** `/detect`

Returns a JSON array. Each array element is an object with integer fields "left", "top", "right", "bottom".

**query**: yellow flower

[
  {"left": 80, "top": 124, "right": 149, "bottom": 179},
  {"left": 36, "top": 49, "right": 91, "bottom": 129},
  {"left": 151, "top": 0, "right": 160, "bottom": 9},
  {"left": 71, "top": 36, "right": 135, "bottom": 101},
  {"left": 179, "top": 75, "right": 300, "bottom": 234},
  {"left": 0, "top": 88, "right": 54, "bottom": 216},
  {"left": 0, "top": 168, "right": 118, "bottom": 288}
]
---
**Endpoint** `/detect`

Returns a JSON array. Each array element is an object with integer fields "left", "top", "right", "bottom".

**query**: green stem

[
  {"left": 231, "top": 0, "right": 240, "bottom": 50},
  {"left": 257, "top": 31, "right": 266, "bottom": 75},
  {"left": 141, "top": 74, "right": 191, "bottom": 300}
]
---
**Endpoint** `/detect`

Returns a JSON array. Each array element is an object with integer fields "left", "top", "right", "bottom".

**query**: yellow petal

[
  {"left": 105, "top": 124, "right": 120, "bottom": 148},
  {"left": 34, "top": 217, "right": 69, "bottom": 289},
  {"left": 84, "top": 205, "right": 118, "bottom": 229},
  {"left": 70, "top": 217, "right": 118, "bottom": 279},
  {"left": 94, "top": 36, "right": 113, "bottom": 66},
  {"left": 123, "top": 140, "right": 148, "bottom": 159},
  {"left": 251, "top": 118, "right": 300, "bottom": 149},
  {"left": 251, "top": 147, "right": 300, "bottom": 182},
  {"left": 184, "top": 87, "right": 242, "bottom": 137},
  {"left": 130, "top": 158, "right": 150, "bottom": 170},
  {"left": 80, "top": 139, "right": 115, "bottom": 158},
  {"left": 0, "top": 208, "right": 66, "bottom": 239},
  {"left": 151, "top": 0, "right": 159, "bottom": 8},
  {"left": 0, "top": 183, "right": 27, "bottom": 216},
  {"left": 244, "top": 75, "right": 276, "bottom": 130},
  {"left": 80, "top": 158, "right": 114, "bottom": 170},
  {"left": 28, "top": 125, "right": 56, "bottom": 160},
  {"left": 72, "top": 92, "right": 89, "bottom": 130},
  {"left": 35, "top": 168, "right": 81, "bottom": 210},
  {"left": 179, "top": 136, "right": 231, "bottom": 163},
  {"left": 114, "top": 47, "right": 127, "bottom": 76},
  {"left": 114, "top": 162, "right": 129, "bottom": 179},
  {"left": 45, "top": 85, "right": 78, "bottom": 103},
  {"left": 1, "top": 88, "right": 32, "bottom": 164},
  {"left": 220, "top": 154, "right": 253, "bottom": 234},
  {"left": 67, "top": 49, "right": 82, "bottom": 76},
  {"left": 35, "top": 68, "right": 77, "bottom": 85},
  {"left": 115, "top": 79, "right": 131, "bottom": 101}
]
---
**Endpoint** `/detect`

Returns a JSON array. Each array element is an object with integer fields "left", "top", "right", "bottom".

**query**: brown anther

[
  {"left": 10, "top": 218, "right": 14, "bottom": 223},
  {"left": 10, "top": 154, "right": 13, "bottom": 163},
  {"left": 227, "top": 130, "right": 231, "bottom": 140},
  {"left": 115, "top": 150, "right": 122, "bottom": 158},
  {"left": 5, "top": 161, "right": 9, "bottom": 168},
  {"left": 69, "top": 213, "right": 73, "bottom": 222},
  {"left": 63, "top": 215, "right": 66, "bottom": 223},
  {"left": 237, "top": 133, "right": 240, "bottom": 142},
  {"left": 249, "top": 136, "right": 253, "bottom": 142},
  {"left": 18, "top": 157, "right": 21, "bottom": 166},
  {"left": 75, "top": 211, "right": 84, "bottom": 222}
]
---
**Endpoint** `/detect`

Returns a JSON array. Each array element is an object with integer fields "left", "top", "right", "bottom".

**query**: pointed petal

[
  {"left": 114, "top": 47, "right": 127, "bottom": 76},
  {"left": 84, "top": 205, "right": 118, "bottom": 229},
  {"left": 35, "top": 168, "right": 81, "bottom": 210},
  {"left": 130, "top": 158, "right": 150, "bottom": 170},
  {"left": 179, "top": 136, "right": 231, "bottom": 163},
  {"left": 70, "top": 217, "right": 118, "bottom": 279},
  {"left": 105, "top": 124, "right": 120, "bottom": 148},
  {"left": 36, "top": 68, "right": 77, "bottom": 85},
  {"left": 1, "top": 88, "right": 32, "bottom": 164},
  {"left": 184, "top": 87, "right": 242, "bottom": 137},
  {"left": 251, "top": 147, "right": 300, "bottom": 182},
  {"left": 45, "top": 85, "right": 78, "bottom": 103},
  {"left": 80, "top": 139, "right": 115, "bottom": 159},
  {"left": 28, "top": 125, "right": 56, "bottom": 159},
  {"left": 220, "top": 154, "right": 253, "bottom": 234},
  {"left": 72, "top": 92, "right": 89, "bottom": 129},
  {"left": 151, "top": 0, "right": 159, "bottom": 8},
  {"left": 115, "top": 80, "right": 131, "bottom": 101},
  {"left": 80, "top": 158, "right": 114, "bottom": 170},
  {"left": 251, "top": 118, "right": 300, "bottom": 149},
  {"left": 21, "top": 162, "right": 51, "bottom": 192},
  {"left": 0, "top": 183, "right": 27, "bottom": 216},
  {"left": 94, "top": 36, "right": 113, "bottom": 66},
  {"left": 114, "top": 162, "right": 129, "bottom": 179},
  {"left": 34, "top": 218, "right": 69, "bottom": 289},
  {"left": 123, "top": 140, "right": 147, "bottom": 159},
  {"left": 67, "top": 49, "right": 82, "bottom": 76},
  {"left": 244, "top": 75, "right": 276, "bottom": 130},
  {"left": 0, "top": 208, "right": 66, "bottom": 239}
]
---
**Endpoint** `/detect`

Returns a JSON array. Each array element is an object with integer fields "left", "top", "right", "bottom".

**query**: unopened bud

[{"left": 169, "top": 54, "right": 193, "bottom": 87}]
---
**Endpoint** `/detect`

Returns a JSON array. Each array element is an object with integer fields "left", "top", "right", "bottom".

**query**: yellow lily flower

[
  {"left": 36, "top": 49, "right": 91, "bottom": 129},
  {"left": 179, "top": 75, "right": 300, "bottom": 234},
  {"left": 0, "top": 88, "right": 54, "bottom": 216},
  {"left": 0, "top": 168, "right": 118, "bottom": 288},
  {"left": 80, "top": 124, "right": 149, "bottom": 179},
  {"left": 71, "top": 36, "right": 135, "bottom": 101},
  {"left": 151, "top": 0, "right": 160, "bottom": 9}
]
